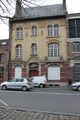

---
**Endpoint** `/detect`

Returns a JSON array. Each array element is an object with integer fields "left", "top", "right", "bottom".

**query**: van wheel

[
  {"left": 77, "top": 86, "right": 80, "bottom": 91},
  {"left": 39, "top": 84, "right": 44, "bottom": 88}
]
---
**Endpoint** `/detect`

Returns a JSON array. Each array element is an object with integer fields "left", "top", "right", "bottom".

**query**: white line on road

[{"left": 0, "top": 99, "right": 9, "bottom": 107}]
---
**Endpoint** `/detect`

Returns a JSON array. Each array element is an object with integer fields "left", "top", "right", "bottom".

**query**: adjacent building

[
  {"left": 9, "top": 0, "right": 68, "bottom": 85},
  {"left": 67, "top": 13, "right": 80, "bottom": 82},
  {"left": 0, "top": 39, "right": 9, "bottom": 83}
]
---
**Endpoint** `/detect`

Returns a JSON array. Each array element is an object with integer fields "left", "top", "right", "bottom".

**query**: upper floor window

[
  {"left": 16, "top": 44, "right": 22, "bottom": 58},
  {"left": 16, "top": 27, "right": 23, "bottom": 39},
  {"left": 73, "top": 42, "right": 80, "bottom": 52},
  {"left": 48, "top": 43, "right": 59, "bottom": 57},
  {"left": 31, "top": 26, "right": 37, "bottom": 36},
  {"left": 68, "top": 19, "right": 80, "bottom": 38},
  {"left": 31, "top": 43, "right": 37, "bottom": 55},
  {"left": 48, "top": 24, "right": 59, "bottom": 37}
]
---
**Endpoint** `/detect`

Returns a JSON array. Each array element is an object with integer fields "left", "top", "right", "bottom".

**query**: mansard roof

[{"left": 11, "top": 4, "right": 66, "bottom": 21}]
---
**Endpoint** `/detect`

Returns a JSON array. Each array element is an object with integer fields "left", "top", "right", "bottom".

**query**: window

[
  {"left": 31, "top": 43, "right": 37, "bottom": 55},
  {"left": 48, "top": 43, "right": 59, "bottom": 57},
  {"left": 48, "top": 24, "right": 59, "bottom": 37},
  {"left": 16, "top": 27, "right": 23, "bottom": 39},
  {"left": 48, "top": 25, "right": 52, "bottom": 36},
  {"left": 31, "top": 26, "right": 37, "bottom": 36},
  {"left": 68, "top": 19, "right": 80, "bottom": 38},
  {"left": 16, "top": 44, "right": 22, "bottom": 58},
  {"left": 73, "top": 42, "right": 80, "bottom": 52}
]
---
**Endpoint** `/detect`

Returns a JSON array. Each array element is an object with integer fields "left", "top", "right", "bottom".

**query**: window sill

[
  {"left": 46, "top": 36, "right": 60, "bottom": 38},
  {"left": 15, "top": 38, "right": 23, "bottom": 40},
  {"left": 72, "top": 52, "right": 80, "bottom": 53}
]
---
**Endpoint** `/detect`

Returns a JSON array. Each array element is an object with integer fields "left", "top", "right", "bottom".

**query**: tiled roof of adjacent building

[{"left": 0, "top": 39, "right": 9, "bottom": 46}]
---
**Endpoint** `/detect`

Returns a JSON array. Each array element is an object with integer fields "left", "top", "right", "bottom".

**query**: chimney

[
  {"left": 15, "top": 0, "right": 22, "bottom": 15},
  {"left": 63, "top": 0, "right": 67, "bottom": 13}
]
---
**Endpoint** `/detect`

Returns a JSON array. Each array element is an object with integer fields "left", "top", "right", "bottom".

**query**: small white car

[
  {"left": 71, "top": 82, "right": 80, "bottom": 91},
  {"left": 29, "top": 76, "right": 47, "bottom": 88},
  {"left": 0, "top": 78, "right": 34, "bottom": 91}
]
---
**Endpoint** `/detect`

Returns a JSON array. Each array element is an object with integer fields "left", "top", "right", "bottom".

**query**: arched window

[
  {"left": 16, "top": 27, "right": 23, "bottom": 39},
  {"left": 31, "top": 26, "right": 37, "bottom": 36},
  {"left": 16, "top": 44, "right": 22, "bottom": 58},
  {"left": 31, "top": 43, "right": 37, "bottom": 55},
  {"left": 48, "top": 43, "right": 59, "bottom": 57}
]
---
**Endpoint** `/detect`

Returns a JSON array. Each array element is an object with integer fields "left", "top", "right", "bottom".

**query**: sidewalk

[{"left": 0, "top": 106, "right": 80, "bottom": 120}]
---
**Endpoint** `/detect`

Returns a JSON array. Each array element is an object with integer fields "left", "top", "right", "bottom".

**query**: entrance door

[
  {"left": 73, "top": 63, "right": 80, "bottom": 81},
  {"left": 29, "top": 70, "right": 39, "bottom": 77},
  {"left": 15, "top": 66, "right": 22, "bottom": 78}
]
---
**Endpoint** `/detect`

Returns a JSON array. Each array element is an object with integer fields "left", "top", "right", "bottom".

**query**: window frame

[
  {"left": 47, "top": 24, "right": 59, "bottom": 37},
  {"left": 48, "top": 43, "right": 59, "bottom": 58},
  {"left": 15, "top": 44, "right": 22, "bottom": 59},
  {"left": 16, "top": 27, "right": 23, "bottom": 39},
  {"left": 31, "top": 26, "right": 37, "bottom": 36},
  {"left": 72, "top": 42, "right": 80, "bottom": 52},
  {"left": 68, "top": 19, "right": 80, "bottom": 38},
  {"left": 31, "top": 43, "right": 37, "bottom": 55}
]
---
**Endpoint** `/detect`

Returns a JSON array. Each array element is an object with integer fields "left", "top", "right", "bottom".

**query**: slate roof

[{"left": 12, "top": 4, "right": 66, "bottom": 21}]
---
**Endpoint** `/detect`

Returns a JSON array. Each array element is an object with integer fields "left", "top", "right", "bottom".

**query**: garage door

[
  {"left": 15, "top": 66, "right": 22, "bottom": 78},
  {"left": 48, "top": 66, "right": 60, "bottom": 80}
]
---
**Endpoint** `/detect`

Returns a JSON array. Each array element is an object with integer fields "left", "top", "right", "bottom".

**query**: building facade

[
  {"left": 0, "top": 39, "right": 9, "bottom": 83},
  {"left": 9, "top": 0, "right": 68, "bottom": 85},
  {"left": 67, "top": 13, "right": 80, "bottom": 82}
]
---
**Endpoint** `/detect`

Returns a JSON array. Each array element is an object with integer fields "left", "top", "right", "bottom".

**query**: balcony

[{"left": 45, "top": 56, "right": 63, "bottom": 62}]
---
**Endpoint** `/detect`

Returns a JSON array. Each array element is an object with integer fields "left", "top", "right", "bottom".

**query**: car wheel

[
  {"left": 22, "top": 86, "right": 27, "bottom": 91},
  {"left": 2, "top": 85, "right": 7, "bottom": 90},
  {"left": 77, "top": 86, "right": 80, "bottom": 91},
  {"left": 39, "top": 84, "right": 44, "bottom": 88}
]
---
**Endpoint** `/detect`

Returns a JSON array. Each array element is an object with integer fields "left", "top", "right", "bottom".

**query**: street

[{"left": 0, "top": 87, "right": 80, "bottom": 114}]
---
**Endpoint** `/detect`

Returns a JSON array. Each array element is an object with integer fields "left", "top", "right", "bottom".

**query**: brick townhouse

[
  {"left": 0, "top": 39, "right": 9, "bottom": 83},
  {"left": 9, "top": 0, "right": 68, "bottom": 86},
  {"left": 67, "top": 13, "right": 80, "bottom": 82}
]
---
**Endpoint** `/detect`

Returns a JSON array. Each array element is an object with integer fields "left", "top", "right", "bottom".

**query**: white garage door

[
  {"left": 15, "top": 66, "right": 22, "bottom": 78},
  {"left": 48, "top": 66, "right": 60, "bottom": 80}
]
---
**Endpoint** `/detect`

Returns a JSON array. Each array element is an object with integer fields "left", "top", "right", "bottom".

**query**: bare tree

[{"left": 0, "top": 0, "right": 46, "bottom": 22}]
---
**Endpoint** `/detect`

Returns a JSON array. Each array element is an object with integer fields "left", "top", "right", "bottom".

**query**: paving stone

[{"left": 0, "top": 107, "right": 80, "bottom": 120}]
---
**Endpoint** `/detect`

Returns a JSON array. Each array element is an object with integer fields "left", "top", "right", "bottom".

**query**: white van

[{"left": 29, "top": 76, "right": 47, "bottom": 88}]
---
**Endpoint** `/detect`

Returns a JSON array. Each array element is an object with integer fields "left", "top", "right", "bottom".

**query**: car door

[
  {"left": 7, "top": 79, "right": 16, "bottom": 89},
  {"left": 15, "top": 78, "right": 24, "bottom": 89}
]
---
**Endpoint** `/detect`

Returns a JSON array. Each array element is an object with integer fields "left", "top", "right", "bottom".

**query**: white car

[
  {"left": 71, "top": 82, "right": 80, "bottom": 91},
  {"left": 29, "top": 76, "right": 47, "bottom": 88},
  {"left": 0, "top": 78, "right": 34, "bottom": 91}
]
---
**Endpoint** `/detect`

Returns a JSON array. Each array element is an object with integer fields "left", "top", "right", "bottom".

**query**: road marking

[
  {"left": 28, "top": 91, "right": 80, "bottom": 96},
  {"left": 0, "top": 99, "right": 9, "bottom": 107}
]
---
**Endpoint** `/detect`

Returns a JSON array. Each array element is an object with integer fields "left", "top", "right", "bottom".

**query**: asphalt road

[{"left": 0, "top": 87, "right": 80, "bottom": 114}]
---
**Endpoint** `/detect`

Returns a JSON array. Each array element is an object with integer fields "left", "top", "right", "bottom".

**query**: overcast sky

[{"left": 0, "top": 0, "right": 80, "bottom": 39}]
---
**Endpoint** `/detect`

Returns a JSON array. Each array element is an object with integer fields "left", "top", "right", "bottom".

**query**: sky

[{"left": 0, "top": 0, "right": 80, "bottom": 39}]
